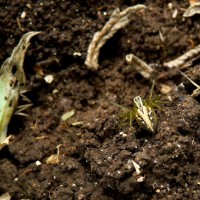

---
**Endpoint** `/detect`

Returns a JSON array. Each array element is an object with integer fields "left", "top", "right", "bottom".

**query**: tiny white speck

[
  {"left": 97, "top": 161, "right": 102, "bottom": 165},
  {"left": 107, "top": 156, "right": 112, "bottom": 160},
  {"left": 14, "top": 178, "right": 18, "bottom": 182},
  {"left": 36, "top": 160, "right": 41, "bottom": 166},
  {"left": 156, "top": 189, "right": 160, "bottom": 193},
  {"left": 21, "top": 11, "right": 26, "bottom": 19},
  {"left": 73, "top": 52, "right": 82, "bottom": 56},
  {"left": 44, "top": 74, "right": 54, "bottom": 84},
  {"left": 168, "top": 3, "right": 173, "bottom": 10},
  {"left": 172, "top": 9, "right": 178, "bottom": 19},
  {"left": 137, "top": 176, "right": 144, "bottom": 182}
]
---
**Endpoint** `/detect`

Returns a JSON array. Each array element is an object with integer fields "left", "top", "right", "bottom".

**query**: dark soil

[{"left": 0, "top": 0, "right": 200, "bottom": 199}]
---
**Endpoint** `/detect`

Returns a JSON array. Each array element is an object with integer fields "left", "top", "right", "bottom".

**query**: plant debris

[
  {"left": 183, "top": 2, "right": 200, "bottom": 17},
  {"left": 71, "top": 121, "right": 83, "bottom": 127},
  {"left": 0, "top": 31, "right": 40, "bottom": 145},
  {"left": 181, "top": 71, "right": 200, "bottom": 97},
  {"left": 163, "top": 44, "right": 200, "bottom": 69},
  {"left": 128, "top": 159, "right": 141, "bottom": 174},
  {"left": 125, "top": 53, "right": 153, "bottom": 79},
  {"left": 85, "top": 4, "right": 146, "bottom": 70},
  {"left": 0, "top": 193, "right": 11, "bottom": 200},
  {"left": 46, "top": 144, "right": 62, "bottom": 165},
  {"left": 61, "top": 110, "right": 75, "bottom": 121}
]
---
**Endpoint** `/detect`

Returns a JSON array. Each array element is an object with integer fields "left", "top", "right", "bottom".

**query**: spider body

[
  {"left": 133, "top": 96, "right": 157, "bottom": 133},
  {"left": 109, "top": 81, "right": 159, "bottom": 133}
]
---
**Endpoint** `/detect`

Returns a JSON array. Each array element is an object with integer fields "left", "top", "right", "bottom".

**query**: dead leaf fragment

[
  {"left": 183, "top": 2, "right": 200, "bottom": 17},
  {"left": 71, "top": 121, "right": 83, "bottom": 126},
  {"left": 33, "top": 65, "right": 44, "bottom": 75},
  {"left": 0, "top": 193, "right": 11, "bottom": 200},
  {"left": 46, "top": 144, "right": 62, "bottom": 165},
  {"left": 0, "top": 135, "right": 13, "bottom": 150},
  {"left": 46, "top": 154, "right": 59, "bottom": 165},
  {"left": 61, "top": 110, "right": 75, "bottom": 121},
  {"left": 160, "top": 84, "right": 172, "bottom": 94}
]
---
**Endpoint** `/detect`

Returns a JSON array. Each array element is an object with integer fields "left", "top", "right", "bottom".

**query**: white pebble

[
  {"left": 137, "top": 176, "right": 144, "bottom": 182},
  {"left": 172, "top": 9, "right": 178, "bottom": 19},
  {"left": 21, "top": 11, "right": 27, "bottom": 19},
  {"left": 73, "top": 52, "right": 82, "bottom": 56},
  {"left": 44, "top": 74, "right": 54, "bottom": 84},
  {"left": 168, "top": 3, "right": 173, "bottom": 10},
  {"left": 36, "top": 160, "right": 41, "bottom": 166}
]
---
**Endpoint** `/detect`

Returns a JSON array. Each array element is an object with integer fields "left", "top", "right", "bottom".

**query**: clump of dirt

[{"left": 0, "top": 0, "right": 200, "bottom": 199}]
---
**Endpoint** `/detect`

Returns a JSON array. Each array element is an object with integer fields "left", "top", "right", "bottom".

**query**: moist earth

[{"left": 0, "top": 0, "right": 200, "bottom": 199}]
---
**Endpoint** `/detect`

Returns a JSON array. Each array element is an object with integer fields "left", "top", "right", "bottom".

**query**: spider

[{"left": 108, "top": 81, "right": 162, "bottom": 133}]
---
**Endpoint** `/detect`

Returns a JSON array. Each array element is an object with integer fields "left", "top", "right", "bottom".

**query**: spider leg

[
  {"left": 149, "top": 79, "right": 155, "bottom": 100},
  {"left": 15, "top": 103, "right": 33, "bottom": 116},
  {"left": 129, "top": 112, "right": 133, "bottom": 127}
]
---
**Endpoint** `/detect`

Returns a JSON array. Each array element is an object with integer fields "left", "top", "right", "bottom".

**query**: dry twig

[
  {"left": 181, "top": 71, "right": 200, "bottom": 97},
  {"left": 85, "top": 5, "right": 146, "bottom": 70},
  {"left": 163, "top": 44, "right": 200, "bottom": 69},
  {"left": 125, "top": 54, "right": 153, "bottom": 79}
]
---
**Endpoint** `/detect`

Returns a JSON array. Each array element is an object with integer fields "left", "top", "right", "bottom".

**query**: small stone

[
  {"left": 168, "top": 3, "right": 173, "bottom": 10},
  {"left": 52, "top": 89, "right": 59, "bottom": 94},
  {"left": 172, "top": 9, "right": 178, "bottom": 18},
  {"left": 44, "top": 74, "right": 54, "bottom": 84},
  {"left": 156, "top": 189, "right": 161, "bottom": 193},
  {"left": 61, "top": 110, "right": 75, "bottom": 121},
  {"left": 36, "top": 160, "right": 41, "bottom": 166},
  {"left": 21, "top": 11, "right": 26, "bottom": 19},
  {"left": 73, "top": 52, "right": 82, "bottom": 56},
  {"left": 137, "top": 176, "right": 144, "bottom": 182}
]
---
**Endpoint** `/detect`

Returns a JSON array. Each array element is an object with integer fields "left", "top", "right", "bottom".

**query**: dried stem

[
  {"left": 85, "top": 5, "right": 146, "bottom": 70},
  {"left": 181, "top": 72, "right": 200, "bottom": 97},
  {"left": 125, "top": 54, "right": 153, "bottom": 79},
  {"left": 164, "top": 44, "right": 200, "bottom": 69}
]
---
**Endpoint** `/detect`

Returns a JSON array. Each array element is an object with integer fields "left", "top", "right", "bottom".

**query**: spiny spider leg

[{"left": 15, "top": 103, "right": 33, "bottom": 116}]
